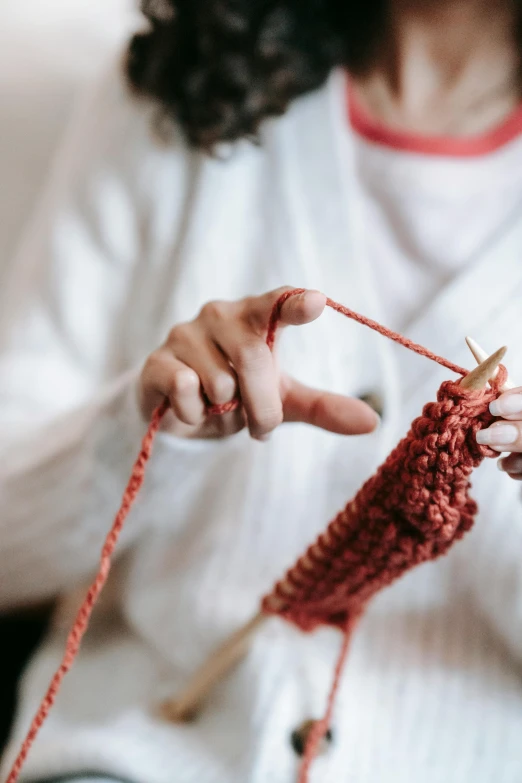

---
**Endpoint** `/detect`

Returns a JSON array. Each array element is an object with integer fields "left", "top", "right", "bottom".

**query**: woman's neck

[{"left": 353, "top": 0, "right": 522, "bottom": 135}]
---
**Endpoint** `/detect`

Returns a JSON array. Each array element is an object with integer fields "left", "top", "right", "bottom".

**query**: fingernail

[
  {"left": 476, "top": 424, "right": 518, "bottom": 446},
  {"left": 490, "top": 394, "right": 522, "bottom": 417}
]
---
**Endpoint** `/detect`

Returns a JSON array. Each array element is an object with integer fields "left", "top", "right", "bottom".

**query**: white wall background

[{"left": 0, "top": 0, "right": 139, "bottom": 282}]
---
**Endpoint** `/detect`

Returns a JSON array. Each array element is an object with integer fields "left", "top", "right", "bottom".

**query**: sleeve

[{"left": 0, "top": 56, "right": 220, "bottom": 610}]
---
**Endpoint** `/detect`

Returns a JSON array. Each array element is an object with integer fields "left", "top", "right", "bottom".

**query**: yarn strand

[
  {"left": 298, "top": 618, "right": 357, "bottom": 783},
  {"left": 5, "top": 289, "right": 475, "bottom": 783},
  {"left": 323, "top": 297, "right": 467, "bottom": 376},
  {"left": 209, "top": 290, "right": 468, "bottom": 416},
  {"left": 271, "top": 290, "right": 468, "bottom": 375},
  {"left": 5, "top": 400, "right": 169, "bottom": 783}
]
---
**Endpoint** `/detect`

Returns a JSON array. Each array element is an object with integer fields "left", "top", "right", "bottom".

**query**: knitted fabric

[
  {"left": 262, "top": 376, "right": 499, "bottom": 632},
  {"left": 5, "top": 289, "right": 503, "bottom": 783}
]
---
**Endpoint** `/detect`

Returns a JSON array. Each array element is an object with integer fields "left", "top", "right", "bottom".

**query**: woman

[{"left": 1, "top": 1, "right": 522, "bottom": 781}]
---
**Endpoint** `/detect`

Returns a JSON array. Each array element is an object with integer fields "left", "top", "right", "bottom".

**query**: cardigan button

[
  {"left": 357, "top": 390, "right": 384, "bottom": 418},
  {"left": 290, "top": 719, "right": 333, "bottom": 757}
]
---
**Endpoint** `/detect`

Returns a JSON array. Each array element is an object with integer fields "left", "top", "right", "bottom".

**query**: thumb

[{"left": 281, "top": 376, "right": 379, "bottom": 435}]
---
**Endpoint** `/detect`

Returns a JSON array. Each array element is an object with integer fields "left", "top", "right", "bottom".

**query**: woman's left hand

[{"left": 476, "top": 388, "right": 522, "bottom": 479}]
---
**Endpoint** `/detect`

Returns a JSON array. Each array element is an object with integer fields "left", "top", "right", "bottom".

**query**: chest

[{"left": 120, "top": 74, "right": 522, "bottom": 418}]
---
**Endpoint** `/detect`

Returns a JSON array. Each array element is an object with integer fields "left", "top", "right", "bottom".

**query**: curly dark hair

[{"left": 126, "top": 0, "right": 386, "bottom": 149}]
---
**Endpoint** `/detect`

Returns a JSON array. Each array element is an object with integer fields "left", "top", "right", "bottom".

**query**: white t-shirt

[{"left": 347, "top": 80, "right": 522, "bottom": 330}]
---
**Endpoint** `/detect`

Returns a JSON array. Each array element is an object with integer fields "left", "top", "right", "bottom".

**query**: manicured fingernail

[
  {"left": 490, "top": 394, "right": 522, "bottom": 417},
  {"left": 476, "top": 424, "right": 518, "bottom": 446}
]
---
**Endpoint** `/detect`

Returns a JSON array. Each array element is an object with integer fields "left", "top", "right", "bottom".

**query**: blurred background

[
  {"left": 0, "top": 0, "right": 139, "bottom": 749},
  {"left": 0, "top": 0, "right": 138, "bottom": 288}
]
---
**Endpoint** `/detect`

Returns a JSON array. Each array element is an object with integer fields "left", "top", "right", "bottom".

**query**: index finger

[{"left": 244, "top": 288, "right": 327, "bottom": 335}]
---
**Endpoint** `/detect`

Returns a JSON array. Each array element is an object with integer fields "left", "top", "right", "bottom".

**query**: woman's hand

[
  {"left": 139, "top": 287, "right": 379, "bottom": 440},
  {"left": 476, "top": 388, "right": 522, "bottom": 480}
]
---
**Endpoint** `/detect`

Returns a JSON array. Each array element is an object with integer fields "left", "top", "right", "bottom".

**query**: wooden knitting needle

[
  {"left": 459, "top": 346, "right": 507, "bottom": 390},
  {"left": 162, "top": 344, "right": 510, "bottom": 724},
  {"left": 465, "top": 337, "right": 515, "bottom": 391},
  {"left": 160, "top": 611, "right": 267, "bottom": 722}
]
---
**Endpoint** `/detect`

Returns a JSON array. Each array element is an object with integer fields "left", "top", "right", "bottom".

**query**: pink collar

[{"left": 347, "top": 79, "right": 522, "bottom": 158}]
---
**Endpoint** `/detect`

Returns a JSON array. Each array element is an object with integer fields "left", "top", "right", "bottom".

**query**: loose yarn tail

[
  {"left": 298, "top": 618, "right": 358, "bottom": 783},
  {"left": 4, "top": 401, "right": 169, "bottom": 783}
]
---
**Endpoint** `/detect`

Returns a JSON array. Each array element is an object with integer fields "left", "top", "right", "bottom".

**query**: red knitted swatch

[
  {"left": 5, "top": 289, "right": 503, "bottom": 783},
  {"left": 263, "top": 369, "right": 501, "bottom": 781},
  {"left": 263, "top": 376, "right": 499, "bottom": 631}
]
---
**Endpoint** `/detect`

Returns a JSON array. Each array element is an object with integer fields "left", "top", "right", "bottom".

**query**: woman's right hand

[{"left": 138, "top": 287, "right": 378, "bottom": 440}]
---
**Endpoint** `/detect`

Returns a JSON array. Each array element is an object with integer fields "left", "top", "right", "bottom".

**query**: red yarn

[
  {"left": 262, "top": 377, "right": 500, "bottom": 631},
  {"left": 5, "top": 290, "right": 502, "bottom": 783},
  {"left": 5, "top": 401, "right": 168, "bottom": 783},
  {"left": 296, "top": 616, "right": 356, "bottom": 783}
]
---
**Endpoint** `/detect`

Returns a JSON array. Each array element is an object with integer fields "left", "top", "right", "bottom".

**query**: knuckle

[
  {"left": 167, "top": 322, "right": 192, "bottom": 347},
  {"left": 169, "top": 368, "right": 200, "bottom": 397},
  {"left": 207, "top": 372, "right": 236, "bottom": 403},
  {"left": 240, "top": 294, "right": 258, "bottom": 314},
  {"left": 199, "top": 300, "right": 229, "bottom": 322}
]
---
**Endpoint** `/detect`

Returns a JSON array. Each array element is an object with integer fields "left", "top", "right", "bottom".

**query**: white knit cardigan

[{"left": 1, "top": 55, "right": 522, "bottom": 783}]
